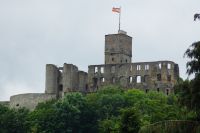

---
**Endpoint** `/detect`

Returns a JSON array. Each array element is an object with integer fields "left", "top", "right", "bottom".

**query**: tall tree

[
  {"left": 184, "top": 41, "right": 200, "bottom": 119},
  {"left": 184, "top": 41, "right": 200, "bottom": 75}
]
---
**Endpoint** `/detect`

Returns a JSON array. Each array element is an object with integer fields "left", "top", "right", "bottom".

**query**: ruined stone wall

[
  {"left": 45, "top": 63, "right": 88, "bottom": 98},
  {"left": 8, "top": 63, "right": 88, "bottom": 110},
  {"left": 10, "top": 93, "right": 56, "bottom": 110},
  {"left": 88, "top": 61, "right": 179, "bottom": 94},
  {"left": 78, "top": 71, "right": 88, "bottom": 92}
]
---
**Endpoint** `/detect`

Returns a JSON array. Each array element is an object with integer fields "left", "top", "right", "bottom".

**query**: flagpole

[{"left": 119, "top": 7, "right": 121, "bottom": 31}]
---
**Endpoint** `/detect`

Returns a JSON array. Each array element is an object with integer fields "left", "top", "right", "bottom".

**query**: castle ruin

[
  {"left": 5, "top": 30, "right": 179, "bottom": 110},
  {"left": 45, "top": 30, "right": 179, "bottom": 98}
]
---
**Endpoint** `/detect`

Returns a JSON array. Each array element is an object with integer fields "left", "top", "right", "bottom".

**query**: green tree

[
  {"left": 174, "top": 79, "right": 192, "bottom": 109},
  {"left": 98, "top": 117, "right": 120, "bottom": 133},
  {"left": 184, "top": 41, "right": 200, "bottom": 75},
  {"left": 0, "top": 85, "right": 195, "bottom": 132},
  {"left": 26, "top": 100, "right": 58, "bottom": 133},
  {"left": 119, "top": 107, "right": 141, "bottom": 133},
  {"left": 184, "top": 41, "right": 200, "bottom": 120},
  {"left": 0, "top": 105, "right": 29, "bottom": 133},
  {"left": 86, "top": 86, "right": 126, "bottom": 120},
  {"left": 190, "top": 74, "right": 200, "bottom": 118},
  {"left": 124, "top": 89, "right": 195, "bottom": 124},
  {"left": 27, "top": 93, "right": 98, "bottom": 133}
]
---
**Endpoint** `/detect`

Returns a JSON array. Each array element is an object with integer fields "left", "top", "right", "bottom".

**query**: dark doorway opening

[
  {"left": 85, "top": 84, "right": 88, "bottom": 91},
  {"left": 157, "top": 74, "right": 161, "bottom": 81},
  {"left": 166, "top": 89, "right": 169, "bottom": 95}
]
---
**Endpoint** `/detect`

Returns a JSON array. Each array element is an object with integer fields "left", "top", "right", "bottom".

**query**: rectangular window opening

[
  {"left": 166, "top": 89, "right": 169, "bottom": 95},
  {"left": 129, "top": 77, "right": 133, "bottom": 83},
  {"left": 136, "top": 76, "right": 141, "bottom": 83},
  {"left": 158, "top": 63, "right": 162, "bottom": 69},
  {"left": 130, "top": 65, "right": 132, "bottom": 72},
  {"left": 167, "top": 63, "right": 171, "bottom": 69},
  {"left": 101, "top": 77, "right": 105, "bottom": 83},
  {"left": 95, "top": 67, "right": 98, "bottom": 73},
  {"left": 137, "top": 65, "right": 141, "bottom": 71},
  {"left": 101, "top": 67, "right": 104, "bottom": 73},
  {"left": 112, "top": 57, "right": 114, "bottom": 62},
  {"left": 145, "top": 64, "right": 149, "bottom": 70}
]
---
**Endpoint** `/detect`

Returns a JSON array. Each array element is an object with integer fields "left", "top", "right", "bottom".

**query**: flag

[
  {"left": 194, "top": 13, "right": 200, "bottom": 21},
  {"left": 112, "top": 7, "right": 121, "bottom": 13}
]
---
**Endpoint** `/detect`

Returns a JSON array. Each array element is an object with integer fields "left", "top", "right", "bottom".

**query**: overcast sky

[{"left": 0, "top": 0, "right": 199, "bottom": 101}]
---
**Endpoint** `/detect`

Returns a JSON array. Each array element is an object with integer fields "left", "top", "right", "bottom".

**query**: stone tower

[{"left": 105, "top": 30, "right": 132, "bottom": 64}]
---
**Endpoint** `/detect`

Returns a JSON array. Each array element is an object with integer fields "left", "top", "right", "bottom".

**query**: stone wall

[
  {"left": 10, "top": 93, "right": 56, "bottom": 110},
  {"left": 88, "top": 61, "right": 179, "bottom": 94}
]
